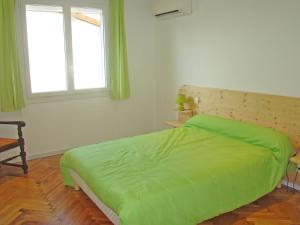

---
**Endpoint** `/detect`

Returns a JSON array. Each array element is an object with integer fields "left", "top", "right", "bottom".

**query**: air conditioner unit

[{"left": 153, "top": 0, "right": 192, "bottom": 18}]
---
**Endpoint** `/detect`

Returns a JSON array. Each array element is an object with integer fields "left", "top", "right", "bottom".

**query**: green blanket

[{"left": 60, "top": 115, "right": 292, "bottom": 225}]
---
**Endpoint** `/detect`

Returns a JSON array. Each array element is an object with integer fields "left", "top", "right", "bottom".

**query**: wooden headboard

[{"left": 180, "top": 85, "right": 300, "bottom": 151}]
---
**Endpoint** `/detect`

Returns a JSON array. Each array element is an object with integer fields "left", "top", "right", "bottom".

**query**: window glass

[
  {"left": 26, "top": 5, "right": 67, "bottom": 93},
  {"left": 71, "top": 7, "right": 106, "bottom": 90}
]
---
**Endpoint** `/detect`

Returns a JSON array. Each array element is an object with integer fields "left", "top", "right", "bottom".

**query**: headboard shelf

[{"left": 180, "top": 85, "right": 300, "bottom": 150}]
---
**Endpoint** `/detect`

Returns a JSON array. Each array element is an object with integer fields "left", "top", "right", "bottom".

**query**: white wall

[
  {"left": 0, "top": 0, "right": 157, "bottom": 159},
  {"left": 156, "top": 0, "right": 300, "bottom": 127},
  {"left": 2, "top": 0, "right": 300, "bottom": 159}
]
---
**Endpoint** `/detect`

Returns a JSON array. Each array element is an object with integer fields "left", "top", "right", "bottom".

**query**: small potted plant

[
  {"left": 176, "top": 94, "right": 193, "bottom": 111},
  {"left": 176, "top": 94, "right": 187, "bottom": 111},
  {"left": 176, "top": 94, "right": 193, "bottom": 122}
]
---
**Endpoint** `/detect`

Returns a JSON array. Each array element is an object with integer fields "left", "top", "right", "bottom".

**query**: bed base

[{"left": 70, "top": 170, "right": 120, "bottom": 225}]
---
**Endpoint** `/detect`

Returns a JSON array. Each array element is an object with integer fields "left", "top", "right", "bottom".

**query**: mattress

[{"left": 61, "top": 115, "right": 293, "bottom": 225}]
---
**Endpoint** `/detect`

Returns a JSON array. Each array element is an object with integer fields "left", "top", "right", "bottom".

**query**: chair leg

[{"left": 19, "top": 141, "right": 28, "bottom": 174}]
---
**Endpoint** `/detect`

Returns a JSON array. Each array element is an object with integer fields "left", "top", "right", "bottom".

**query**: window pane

[
  {"left": 71, "top": 8, "right": 106, "bottom": 90},
  {"left": 26, "top": 5, "right": 67, "bottom": 93}
]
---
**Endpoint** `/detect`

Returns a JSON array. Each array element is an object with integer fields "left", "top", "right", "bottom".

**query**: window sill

[{"left": 27, "top": 88, "right": 109, "bottom": 104}]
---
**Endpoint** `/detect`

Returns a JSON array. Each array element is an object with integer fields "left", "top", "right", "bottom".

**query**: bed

[{"left": 60, "top": 115, "right": 293, "bottom": 225}]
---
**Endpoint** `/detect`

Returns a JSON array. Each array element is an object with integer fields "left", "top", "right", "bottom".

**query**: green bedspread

[{"left": 60, "top": 115, "right": 293, "bottom": 225}]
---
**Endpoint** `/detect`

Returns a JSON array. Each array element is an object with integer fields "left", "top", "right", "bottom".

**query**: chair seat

[{"left": 0, "top": 138, "right": 18, "bottom": 151}]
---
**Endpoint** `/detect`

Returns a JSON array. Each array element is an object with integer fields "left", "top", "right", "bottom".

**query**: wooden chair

[{"left": 0, "top": 121, "right": 28, "bottom": 174}]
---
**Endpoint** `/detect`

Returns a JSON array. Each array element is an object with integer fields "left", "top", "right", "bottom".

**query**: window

[{"left": 20, "top": 0, "right": 108, "bottom": 99}]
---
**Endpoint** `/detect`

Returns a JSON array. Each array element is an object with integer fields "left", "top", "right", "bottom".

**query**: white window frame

[{"left": 16, "top": 0, "right": 110, "bottom": 103}]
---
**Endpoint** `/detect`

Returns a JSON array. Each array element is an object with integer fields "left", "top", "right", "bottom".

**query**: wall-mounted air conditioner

[{"left": 153, "top": 0, "right": 192, "bottom": 19}]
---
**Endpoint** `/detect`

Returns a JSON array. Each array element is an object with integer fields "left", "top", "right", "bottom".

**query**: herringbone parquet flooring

[{"left": 0, "top": 155, "right": 299, "bottom": 225}]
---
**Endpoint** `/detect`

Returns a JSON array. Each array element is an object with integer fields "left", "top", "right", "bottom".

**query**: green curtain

[
  {"left": 109, "top": 0, "right": 130, "bottom": 100},
  {"left": 0, "top": 0, "right": 25, "bottom": 112}
]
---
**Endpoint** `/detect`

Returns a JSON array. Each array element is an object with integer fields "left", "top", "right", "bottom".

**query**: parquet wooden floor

[{"left": 0, "top": 155, "right": 299, "bottom": 225}]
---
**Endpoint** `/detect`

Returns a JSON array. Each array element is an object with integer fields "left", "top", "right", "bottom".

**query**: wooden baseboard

[{"left": 27, "top": 149, "right": 66, "bottom": 160}]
